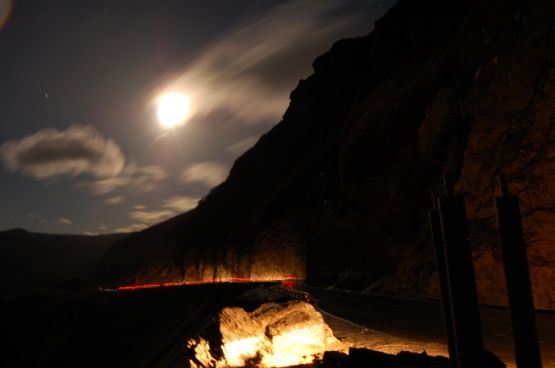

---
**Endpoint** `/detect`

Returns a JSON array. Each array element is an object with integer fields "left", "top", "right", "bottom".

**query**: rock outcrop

[{"left": 97, "top": 0, "right": 555, "bottom": 309}]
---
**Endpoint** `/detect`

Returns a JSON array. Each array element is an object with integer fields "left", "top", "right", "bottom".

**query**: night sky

[{"left": 0, "top": 0, "right": 395, "bottom": 234}]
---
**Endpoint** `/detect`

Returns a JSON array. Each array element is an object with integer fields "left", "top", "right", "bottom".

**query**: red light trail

[{"left": 116, "top": 276, "right": 301, "bottom": 291}]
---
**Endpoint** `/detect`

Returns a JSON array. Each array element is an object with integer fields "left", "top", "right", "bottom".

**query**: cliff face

[{"left": 97, "top": 0, "right": 555, "bottom": 309}]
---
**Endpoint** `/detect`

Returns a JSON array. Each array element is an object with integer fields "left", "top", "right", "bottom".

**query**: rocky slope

[{"left": 97, "top": 0, "right": 555, "bottom": 309}]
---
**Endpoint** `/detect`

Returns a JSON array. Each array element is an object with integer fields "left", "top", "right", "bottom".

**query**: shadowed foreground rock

[{"left": 322, "top": 349, "right": 451, "bottom": 368}]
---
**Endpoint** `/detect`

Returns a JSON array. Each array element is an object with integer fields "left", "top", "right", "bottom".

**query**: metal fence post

[
  {"left": 494, "top": 174, "right": 542, "bottom": 368},
  {"left": 428, "top": 192, "right": 457, "bottom": 367},
  {"left": 437, "top": 174, "right": 484, "bottom": 367}
]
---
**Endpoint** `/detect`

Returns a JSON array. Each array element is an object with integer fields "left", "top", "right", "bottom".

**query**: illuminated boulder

[{"left": 187, "top": 301, "right": 345, "bottom": 368}]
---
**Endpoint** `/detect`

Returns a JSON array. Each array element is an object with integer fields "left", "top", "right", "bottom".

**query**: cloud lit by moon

[{"left": 160, "top": 0, "right": 367, "bottom": 125}]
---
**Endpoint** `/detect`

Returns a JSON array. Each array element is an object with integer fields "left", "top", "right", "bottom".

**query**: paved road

[{"left": 306, "top": 287, "right": 555, "bottom": 367}]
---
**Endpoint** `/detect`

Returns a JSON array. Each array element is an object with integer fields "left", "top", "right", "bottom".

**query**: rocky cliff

[{"left": 97, "top": 0, "right": 555, "bottom": 309}]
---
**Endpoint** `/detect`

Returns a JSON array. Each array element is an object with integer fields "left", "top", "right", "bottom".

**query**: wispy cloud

[
  {"left": 226, "top": 136, "right": 258, "bottom": 155},
  {"left": 105, "top": 196, "right": 124, "bottom": 205},
  {"left": 117, "top": 195, "right": 198, "bottom": 233},
  {"left": 114, "top": 223, "right": 149, "bottom": 234},
  {"left": 163, "top": 0, "right": 364, "bottom": 125},
  {"left": 88, "top": 163, "right": 167, "bottom": 195},
  {"left": 129, "top": 209, "right": 176, "bottom": 224},
  {"left": 180, "top": 161, "right": 228, "bottom": 187},
  {"left": 27, "top": 213, "right": 48, "bottom": 224},
  {"left": 162, "top": 196, "right": 199, "bottom": 212},
  {"left": 89, "top": 177, "right": 130, "bottom": 195},
  {"left": 56, "top": 217, "right": 72, "bottom": 225},
  {"left": 84, "top": 223, "right": 109, "bottom": 235},
  {"left": 1, "top": 125, "right": 124, "bottom": 179}
]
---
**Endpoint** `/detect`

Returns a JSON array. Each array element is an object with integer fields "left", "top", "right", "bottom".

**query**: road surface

[{"left": 306, "top": 286, "right": 555, "bottom": 368}]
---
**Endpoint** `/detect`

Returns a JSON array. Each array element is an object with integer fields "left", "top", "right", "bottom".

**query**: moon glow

[{"left": 157, "top": 92, "right": 191, "bottom": 128}]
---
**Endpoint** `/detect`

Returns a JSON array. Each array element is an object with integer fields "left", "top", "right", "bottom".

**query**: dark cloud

[{"left": 1, "top": 125, "right": 125, "bottom": 179}]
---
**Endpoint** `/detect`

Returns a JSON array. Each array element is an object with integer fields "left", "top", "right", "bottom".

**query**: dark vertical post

[
  {"left": 428, "top": 193, "right": 457, "bottom": 367},
  {"left": 494, "top": 174, "right": 542, "bottom": 368},
  {"left": 437, "top": 173, "right": 484, "bottom": 367}
]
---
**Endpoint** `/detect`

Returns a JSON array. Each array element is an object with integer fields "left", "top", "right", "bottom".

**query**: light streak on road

[{"left": 117, "top": 276, "right": 301, "bottom": 291}]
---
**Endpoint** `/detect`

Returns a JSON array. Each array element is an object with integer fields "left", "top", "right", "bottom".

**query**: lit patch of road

[{"left": 306, "top": 286, "right": 555, "bottom": 368}]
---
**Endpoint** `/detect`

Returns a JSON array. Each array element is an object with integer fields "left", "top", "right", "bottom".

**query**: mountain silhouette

[
  {"left": 0, "top": 229, "right": 124, "bottom": 296},
  {"left": 95, "top": 0, "right": 555, "bottom": 310}
]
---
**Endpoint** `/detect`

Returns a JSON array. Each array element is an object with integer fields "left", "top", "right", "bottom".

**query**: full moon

[{"left": 157, "top": 92, "right": 191, "bottom": 128}]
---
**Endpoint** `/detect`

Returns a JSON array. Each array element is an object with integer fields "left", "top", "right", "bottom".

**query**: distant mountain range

[{"left": 0, "top": 228, "right": 125, "bottom": 296}]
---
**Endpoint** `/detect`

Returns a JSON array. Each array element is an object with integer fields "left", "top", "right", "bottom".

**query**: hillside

[
  {"left": 96, "top": 0, "right": 555, "bottom": 309},
  {"left": 0, "top": 229, "right": 125, "bottom": 296}
]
